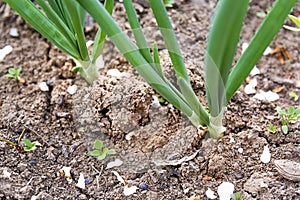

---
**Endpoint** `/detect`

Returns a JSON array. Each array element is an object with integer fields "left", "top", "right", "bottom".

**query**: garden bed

[{"left": 0, "top": 0, "right": 300, "bottom": 199}]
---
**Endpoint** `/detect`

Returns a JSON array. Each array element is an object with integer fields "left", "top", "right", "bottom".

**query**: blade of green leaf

[
  {"left": 148, "top": 0, "right": 189, "bottom": 84},
  {"left": 205, "top": 0, "right": 249, "bottom": 116},
  {"left": 63, "top": 0, "right": 89, "bottom": 61},
  {"left": 288, "top": 15, "right": 300, "bottom": 28},
  {"left": 35, "top": 0, "right": 77, "bottom": 49},
  {"left": 226, "top": 0, "right": 298, "bottom": 103},
  {"left": 124, "top": 0, "right": 153, "bottom": 64},
  {"left": 152, "top": 42, "right": 163, "bottom": 77},
  {"left": 283, "top": 25, "right": 300, "bottom": 32},
  {"left": 91, "top": 0, "right": 114, "bottom": 63},
  {"left": 178, "top": 78, "right": 209, "bottom": 126},
  {"left": 4, "top": 0, "right": 81, "bottom": 59}
]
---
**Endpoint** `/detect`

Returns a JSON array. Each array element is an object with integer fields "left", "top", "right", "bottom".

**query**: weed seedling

[
  {"left": 276, "top": 106, "right": 300, "bottom": 134},
  {"left": 88, "top": 139, "right": 116, "bottom": 160},
  {"left": 0, "top": 129, "right": 39, "bottom": 152},
  {"left": 289, "top": 92, "right": 299, "bottom": 101},
  {"left": 256, "top": 7, "right": 272, "bottom": 18},
  {"left": 230, "top": 192, "right": 242, "bottom": 200},
  {"left": 163, "top": 0, "right": 175, "bottom": 7},
  {"left": 283, "top": 15, "right": 300, "bottom": 32},
  {"left": 5, "top": 67, "right": 23, "bottom": 82},
  {"left": 269, "top": 122, "right": 276, "bottom": 133},
  {"left": 23, "top": 138, "right": 41, "bottom": 152}
]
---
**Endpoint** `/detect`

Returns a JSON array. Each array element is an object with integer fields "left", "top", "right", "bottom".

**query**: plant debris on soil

[{"left": 0, "top": 0, "right": 300, "bottom": 199}]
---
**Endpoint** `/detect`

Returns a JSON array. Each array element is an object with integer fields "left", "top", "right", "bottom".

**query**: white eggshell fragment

[
  {"left": 151, "top": 96, "right": 160, "bottom": 108},
  {"left": 260, "top": 145, "right": 271, "bottom": 164},
  {"left": 96, "top": 55, "right": 105, "bottom": 69},
  {"left": 217, "top": 182, "right": 234, "bottom": 200},
  {"left": 263, "top": 46, "right": 273, "bottom": 55},
  {"left": 244, "top": 78, "right": 257, "bottom": 94},
  {"left": 0, "top": 45, "right": 13, "bottom": 61},
  {"left": 39, "top": 82, "right": 49, "bottom": 92},
  {"left": 67, "top": 85, "right": 77, "bottom": 95},
  {"left": 123, "top": 185, "right": 138, "bottom": 196},
  {"left": 106, "top": 159, "right": 123, "bottom": 169},
  {"left": 238, "top": 148, "right": 243, "bottom": 154},
  {"left": 112, "top": 171, "right": 125, "bottom": 185},
  {"left": 206, "top": 188, "right": 217, "bottom": 199},
  {"left": 107, "top": 69, "right": 128, "bottom": 78},
  {"left": 3, "top": 168, "right": 11, "bottom": 178},
  {"left": 250, "top": 66, "right": 261, "bottom": 76},
  {"left": 86, "top": 40, "right": 94, "bottom": 48},
  {"left": 242, "top": 42, "right": 249, "bottom": 54},
  {"left": 253, "top": 90, "right": 279, "bottom": 102},
  {"left": 76, "top": 173, "right": 85, "bottom": 189},
  {"left": 60, "top": 166, "right": 72, "bottom": 184}
]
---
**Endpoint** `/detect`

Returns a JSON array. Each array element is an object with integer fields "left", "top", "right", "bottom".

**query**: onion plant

[
  {"left": 74, "top": 0, "right": 296, "bottom": 138},
  {"left": 4, "top": 0, "right": 114, "bottom": 84}
]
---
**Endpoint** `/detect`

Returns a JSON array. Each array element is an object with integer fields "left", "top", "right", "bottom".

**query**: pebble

[
  {"left": 17, "top": 163, "right": 27, "bottom": 172},
  {"left": 0, "top": 45, "right": 13, "bottom": 61},
  {"left": 235, "top": 172, "right": 243, "bottom": 180},
  {"left": 9, "top": 28, "right": 19, "bottom": 37},
  {"left": 77, "top": 194, "right": 87, "bottom": 200},
  {"left": 38, "top": 82, "right": 49, "bottom": 92},
  {"left": 28, "top": 160, "right": 37, "bottom": 165},
  {"left": 139, "top": 182, "right": 149, "bottom": 190},
  {"left": 85, "top": 178, "right": 92, "bottom": 185},
  {"left": 67, "top": 85, "right": 77, "bottom": 95},
  {"left": 172, "top": 169, "right": 180, "bottom": 177}
]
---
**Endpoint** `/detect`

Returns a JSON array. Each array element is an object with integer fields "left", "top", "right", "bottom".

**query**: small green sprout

[
  {"left": 0, "top": 129, "right": 40, "bottom": 152},
  {"left": 283, "top": 15, "right": 300, "bottom": 32},
  {"left": 269, "top": 123, "right": 276, "bottom": 133},
  {"left": 5, "top": 67, "right": 22, "bottom": 81},
  {"left": 23, "top": 138, "right": 41, "bottom": 151},
  {"left": 163, "top": 0, "right": 175, "bottom": 7},
  {"left": 158, "top": 97, "right": 169, "bottom": 105},
  {"left": 289, "top": 92, "right": 299, "bottom": 101},
  {"left": 88, "top": 139, "right": 116, "bottom": 160},
  {"left": 256, "top": 7, "right": 272, "bottom": 18},
  {"left": 276, "top": 106, "right": 300, "bottom": 134},
  {"left": 230, "top": 192, "right": 242, "bottom": 200}
]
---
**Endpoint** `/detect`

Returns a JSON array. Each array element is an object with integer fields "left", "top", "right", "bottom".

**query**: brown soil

[{"left": 1, "top": 0, "right": 300, "bottom": 199}]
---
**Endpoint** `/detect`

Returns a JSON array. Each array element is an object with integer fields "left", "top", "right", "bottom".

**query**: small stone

[
  {"left": 76, "top": 173, "right": 85, "bottom": 190},
  {"left": 85, "top": 178, "right": 92, "bottom": 185},
  {"left": 46, "top": 77, "right": 55, "bottom": 86},
  {"left": 0, "top": 45, "right": 13, "bottom": 61},
  {"left": 235, "top": 173, "right": 243, "bottom": 180},
  {"left": 57, "top": 95, "right": 64, "bottom": 105},
  {"left": 217, "top": 182, "right": 234, "bottom": 200},
  {"left": 139, "top": 182, "right": 149, "bottom": 190},
  {"left": 77, "top": 194, "right": 87, "bottom": 200},
  {"left": 39, "top": 82, "right": 49, "bottom": 92},
  {"left": 172, "top": 169, "right": 180, "bottom": 177},
  {"left": 9, "top": 28, "right": 19, "bottom": 37},
  {"left": 237, "top": 148, "right": 243, "bottom": 154},
  {"left": 67, "top": 85, "right": 77, "bottom": 95},
  {"left": 205, "top": 188, "right": 217, "bottom": 199},
  {"left": 28, "top": 160, "right": 37, "bottom": 165},
  {"left": 260, "top": 145, "right": 271, "bottom": 164}
]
